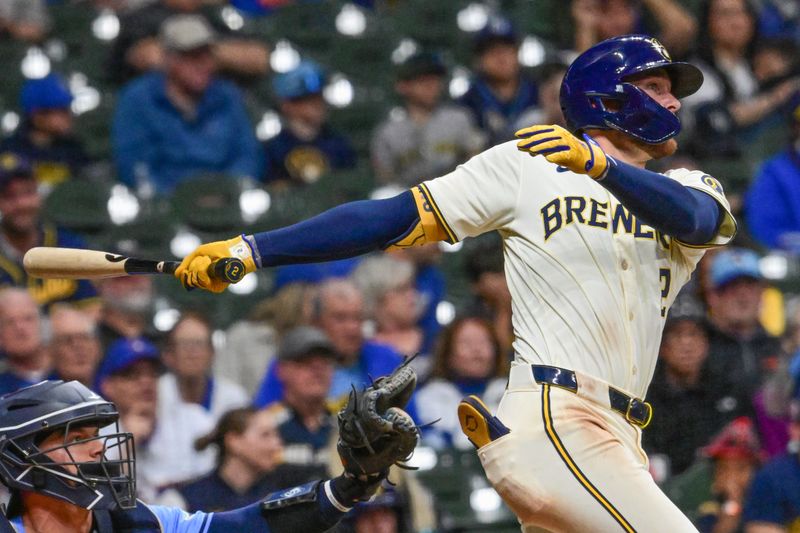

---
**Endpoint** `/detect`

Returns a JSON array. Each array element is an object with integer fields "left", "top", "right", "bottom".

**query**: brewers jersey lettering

[
  {"left": 421, "top": 141, "right": 735, "bottom": 532},
  {"left": 422, "top": 141, "right": 735, "bottom": 399}
]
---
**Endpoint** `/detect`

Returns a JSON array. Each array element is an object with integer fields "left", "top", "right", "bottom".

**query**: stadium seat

[
  {"left": 43, "top": 180, "right": 112, "bottom": 235},
  {"left": 171, "top": 175, "right": 246, "bottom": 234}
]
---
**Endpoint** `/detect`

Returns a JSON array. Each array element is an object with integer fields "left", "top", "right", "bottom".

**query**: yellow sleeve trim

[{"left": 385, "top": 185, "right": 451, "bottom": 250}]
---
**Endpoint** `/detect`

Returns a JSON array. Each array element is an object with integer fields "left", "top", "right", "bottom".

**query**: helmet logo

[{"left": 648, "top": 37, "right": 671, "bottom": 61}]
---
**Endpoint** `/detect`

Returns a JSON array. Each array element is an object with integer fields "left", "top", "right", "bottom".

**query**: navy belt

[{"left": 531, "top": 365, "right": 653, "bottom": 429}]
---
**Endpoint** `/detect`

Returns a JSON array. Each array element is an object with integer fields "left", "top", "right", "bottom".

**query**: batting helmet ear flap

[{"left": 605, "top": 84, "right": 682, "bottom": 143}]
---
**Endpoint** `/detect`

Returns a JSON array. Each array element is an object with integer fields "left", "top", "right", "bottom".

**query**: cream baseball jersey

[{"left": 422, "top": 141, "right": 736, "bottom": 399}]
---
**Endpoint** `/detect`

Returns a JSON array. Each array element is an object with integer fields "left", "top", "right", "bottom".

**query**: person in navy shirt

[
  {"left": 263, "top": 61, "right": 356, "bottom": 185},
  {"left": 112, "top": 15, "right": 263, "bottom": 195},
  {"left": 743, "top": 399, "right": 800, "bottom": 531},
  {"left": 161, "top": 407, "right": 323, "bottom": 513},
  {"left": 0, "top": 152, "right": 98, "bottom": 309},
  {"left": 0, "top": 288, "right": 50, "bottom": 396},
  {"left": 456, "top": 17, "right": 539, "bottom": 144}
]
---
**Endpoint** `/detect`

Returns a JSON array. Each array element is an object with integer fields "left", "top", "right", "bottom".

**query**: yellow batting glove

[
  {"left": 515, "top": 124, "right": 610, "bottom": 180},
  {"left": 174, "top": 235, "right": 258, "bottom": 293}
]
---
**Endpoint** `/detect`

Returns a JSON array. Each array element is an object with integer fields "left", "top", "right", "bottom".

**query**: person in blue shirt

[
  {"left": 0, "top": 74, "right": 89, "bottom": 189},
  {"left": 112, "top": 15, "right": 263, "bottom": 195},
  {"left": 456, "top": 17, "right": 539, "bottom": 144},
  {"left": 0, "top": 380, "right": 396, "bottom": 533},
  {"left": 263, "top": 61, "right": 356, "bottom": 185},
  {"left": 745, "top": 96, "right": 800, "bottom": 251},
  {"left": 0, "top": 152, "right": 98, "bottom": 309},
  {"left": 742, "top": 399, "right": 800, "bottom": 532}
]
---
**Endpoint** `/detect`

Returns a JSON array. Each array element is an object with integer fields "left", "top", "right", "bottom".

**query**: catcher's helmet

[
  {"left": 560, "top": 34, "right": 703, "bottom": 144},
  {"left": 0, "top": 380, "right": 136, "bottom": 511}
]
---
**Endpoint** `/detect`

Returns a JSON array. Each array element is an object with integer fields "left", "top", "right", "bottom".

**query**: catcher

[{"left": 0, "top": 364, "right": 418, "bottom": 533}]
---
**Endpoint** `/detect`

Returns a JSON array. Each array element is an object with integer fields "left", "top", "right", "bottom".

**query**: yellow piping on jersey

[
  {"left": 418, "top": 183, "right": 457, "bottom": 244},
  {"left": 541, "top": 384, "right": 637, "bottom": 533}
]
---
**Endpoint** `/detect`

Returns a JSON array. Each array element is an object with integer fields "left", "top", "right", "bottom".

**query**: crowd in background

[{"left": 0, "top": 0, "right": 799, "bottom": 531}]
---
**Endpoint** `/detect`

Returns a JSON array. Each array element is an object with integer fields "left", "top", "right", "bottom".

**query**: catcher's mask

[{"left": 0, "top": 380, "right": 136, "bottom": 511}]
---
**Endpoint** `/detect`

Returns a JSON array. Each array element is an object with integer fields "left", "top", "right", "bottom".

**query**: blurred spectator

[
  {"left": 571, "top": 0, "right": 697, "bottom": 57},
  {"left": 263, "top": 61, "right": 356, "bottom": 185},
  {"left": 416, "top": 316, "right": 506, "bottom": 449},
  {"left": 0, "top": 0, "right": 49, "bottom": 42},
  {"left": 350, "top": 489, "right": 409, "bottom": 533},
  {"left": 457, "top": 17, "right": 539, "bottom": 143},
  {"left": 0, "top": 288, "right": 49, "bottom": 396},
  {"left": 94, "top": 275, "right": 157, "bottom": 352},
  {"left": 160, "top": 407, "right": 322, "bottom": 512},
  {"left": 682, "top": 0, "right": 798, "bottom": 157},
  {"left": 395, "top": 244, "right": 446, "bottom": 354},
  {"left": 757, "top": 0, "right": 800, "bottom": 41},
  {"left": 109, "top": 0, "right": 268, "bottom": 84},
  {"left": 112, "top": 14, "right": 263, "bottom": 194},
  {"left": 743, "top": 400, "right": 800, "bottom": 531},
  {"left": 371, "top": 52, "right": 485, "bottom": 187},
  {"left": 156, "top": 312, "right": 249, "bottom": 483},
  {"left": 462, "top": 234, "right": 513, "bottom": 354},
  {"left": 254, "top": 279, "right": 404, "bottom": 406},
  {"left": 695, "top": 417, "right": 762, "bottom": 533},
  {"left": 644, "top": 308, "right": 752, "bottom": 476},
  {"left": 220, "top": 282, "right": 315, "bottom": 397},
  {"left": 705, "top": 248, "right": 783, "bottom": 398},
  {"left": 0, "top": 152, "right": 99, "bottom": 309},
  {"left": 48, "top": 306, "right": 102, "bottom": 388},
  {"left": 745, "top": 96, "right": 800, "bottom": 250},
  {"left": 525, "top": 62, "right": 568, "bottom": 128},
  {"left": 95, "top": 337, "right": 163, "bottom": 500},
  {"left": 352, "top": 253, "right": 426, "bottom": 357},
  {"left": 268, "top": 327, "right": 338, "bottom": 469},
  {"left": 0, "top": 74, "right": 89, "bottom": 189}
]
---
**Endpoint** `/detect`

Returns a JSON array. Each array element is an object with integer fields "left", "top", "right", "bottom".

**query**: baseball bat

[{"left": 22, "top": 247, "right": 246, "bottom": 284}]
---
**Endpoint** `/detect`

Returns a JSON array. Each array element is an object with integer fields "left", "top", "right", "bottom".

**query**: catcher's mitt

[{"left": 337, "top": 357, "right": 420, "bottom": 478}]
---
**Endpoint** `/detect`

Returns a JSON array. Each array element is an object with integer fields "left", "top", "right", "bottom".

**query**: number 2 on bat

[{"left": 659, "top": 267, "right": 671, "bottom": 317}]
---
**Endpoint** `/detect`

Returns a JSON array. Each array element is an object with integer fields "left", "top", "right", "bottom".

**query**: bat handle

[{"left": 162, "top": 257, "right": 246, "bottom": 284}]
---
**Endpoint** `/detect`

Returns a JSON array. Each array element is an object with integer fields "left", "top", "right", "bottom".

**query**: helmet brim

[{"left": 648, "top": 62, "right": 704, "bottom": 100}]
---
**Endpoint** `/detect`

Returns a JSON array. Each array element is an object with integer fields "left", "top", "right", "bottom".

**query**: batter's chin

[{"left": 642, "top": 138, "right": 678, "bottom": 159}]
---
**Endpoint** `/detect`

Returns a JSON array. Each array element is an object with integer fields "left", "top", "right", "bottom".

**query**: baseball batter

[{"left": 177, "top": 35, "right": 736, "bottom": 532}]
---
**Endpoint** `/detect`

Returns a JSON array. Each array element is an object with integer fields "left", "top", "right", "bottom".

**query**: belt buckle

[{"left": 624, "top": 398, "right": 653, "bottom": 429}]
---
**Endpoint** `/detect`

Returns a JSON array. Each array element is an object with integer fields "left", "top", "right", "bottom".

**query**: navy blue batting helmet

[
  {"left": 560, "top": 34, "right": 703, "bottom": 144},
  {"left": 0, "top": 381, "right": 136, "bottom": 511}
]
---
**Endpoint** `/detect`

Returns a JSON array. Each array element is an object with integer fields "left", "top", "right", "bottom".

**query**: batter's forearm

[
  {"left": 247, "top": 188, "right": 445, "bottom": 268},
  {"left": 598, "top": 159, "right": 722, "bottom": 244}
]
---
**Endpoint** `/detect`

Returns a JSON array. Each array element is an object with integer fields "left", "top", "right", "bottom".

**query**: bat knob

[{"left": 210, "top": 257, "right": 246, "bottom": 284}]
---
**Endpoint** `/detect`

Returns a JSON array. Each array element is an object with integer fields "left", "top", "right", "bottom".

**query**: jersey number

[{"left": 659, "top": 268, "right": 671, "bottom": 317}]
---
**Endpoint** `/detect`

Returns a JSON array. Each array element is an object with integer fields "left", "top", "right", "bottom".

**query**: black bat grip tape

[{"left": 161, "top": 257, "right": 246, "bottom": 283}]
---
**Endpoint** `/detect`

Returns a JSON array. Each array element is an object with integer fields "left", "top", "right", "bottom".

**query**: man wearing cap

[
  {"left": 644, "top": 306, "right": 753, "bottom": 476},
  {"left": 743, "top": 400, "right": 800, "bottom": 532},
  {"left": 109, "top": 0, "right": 268, "bottom": 84},
  {"left": 705, "top": 248, "right": 783, "bottom": 399},
  {"left": 745, "top": 94, "right": 800, "bottom": 251},
  {"left": 263, "top": 61, "right": 356, "bottom": 185},
  {"left": 0, "top": 74, "right": 89, "bottom": 189},
  {"left": 371, "top": 52, "right": 486, "bottom": 188},
  {"left": 457, "top": 16, "right": 539, "bottom": 144},
  {"left": 265, "top": 326, "right": 339, "bottom": 470},
  {"left": 0, "top": 151, "right": 99, "bottom": 309},
  {"left": 112, "top": 14, "right": 263, "bottom": 194},
  {"left": 96, "top": 337, "right": 165, "bottom": 500}
]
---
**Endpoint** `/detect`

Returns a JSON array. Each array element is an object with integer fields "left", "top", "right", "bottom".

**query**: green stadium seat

[
  {"left": 43, "top": 179, "right": 112, "bottom": 235},
  {"left": 171, "top": 175, "right": 246, "bottom": 234}
]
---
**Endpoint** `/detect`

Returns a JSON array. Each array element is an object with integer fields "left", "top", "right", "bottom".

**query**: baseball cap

[
  {"left": 396, "top": 52, "right": 447, "bottom": 81},
  {"left": 95, "top": 337, "right": 161, "bottom": 385},
  {"left": 160, "top": 14, "right": 216, "bottom": 53},
  {"left": 20, "top": 74, "right": 73, "bottom": 116},
  {"left": 474, "top": 16, "right": 517, "bottom": 54},
  {"left": 662, "top": 299, "right": 707, "bottom": 334},
  {"left": 277, "top": 326, "right": 337, "bottom": 362},
  {"left": 0, "top": 152, "right": 34, "bottom": 192},
  {"left": 272, "top": 61, "right": 325, "bottom": 100},
  {"left": 710, "top": 248, "right": 762, "bottom": 289},
  {"left": 702, "top": 417, "right": 762, "bottom": 463}
]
